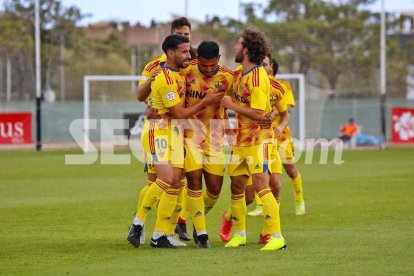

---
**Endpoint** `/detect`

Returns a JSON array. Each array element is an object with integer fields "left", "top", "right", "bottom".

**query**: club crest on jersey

[
  {"left": 190, "top": 79, "right": 196, "bottom": 84},
  {"left": 215, "top": 81, "right": 222, "bottom": 91},
  {"left": 166, "top": 91, "right": 175, "bottom": 101}
]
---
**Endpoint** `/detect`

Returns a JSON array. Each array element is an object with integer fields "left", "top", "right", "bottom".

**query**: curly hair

[{"left": 241, "top": 28, "right": 269, "bottom": 65}]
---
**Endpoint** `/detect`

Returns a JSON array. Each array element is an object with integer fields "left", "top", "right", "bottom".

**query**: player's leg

[
  {"left": 224, "top": 174, "right": 248, "bottom": 248},
  {"left": 250, "top": 143, "right": 286, "bottom": 250},
  {"left": 186, "top": 168, "right": 210, "bottom": 248},
  {"left": 165, "top": 178, "right": 187, "bottom": 247},
  {"left": 281, "top": 139, "right": 305, "bottom": 215},
  {"left": 247, "top": 193, "right": 263, "bottom": 216}
]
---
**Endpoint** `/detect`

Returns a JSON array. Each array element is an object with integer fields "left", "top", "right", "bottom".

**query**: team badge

[
  {"left": 215, "top": 81, "right": 222, "bottom": 91},
  {"left": 166, "top": 91, "right": 175, "bottom": 101}
]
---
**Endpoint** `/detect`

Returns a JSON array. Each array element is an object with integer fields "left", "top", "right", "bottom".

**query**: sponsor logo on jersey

[{"left": 186, "top": 89, "right": 206, "bottom": 99}]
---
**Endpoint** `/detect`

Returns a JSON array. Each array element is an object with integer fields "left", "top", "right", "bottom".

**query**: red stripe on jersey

[
  {"left": 252, "top": 68, "right": 260, "bottom": 87},
  {"left": 145, "top": 60, "right": 160, "bottom": 72},
  {"left": 270, "top": 80, "right": 285, "bottom": 93},
  {"left": 149, "top": 121, "right": 156, "bottom": 154},
  {"left": 252, "top": 69, "right": 257, "bottom": 87},
  {"left": 162, "top": 68, "right": 173, "bottom": 85}
]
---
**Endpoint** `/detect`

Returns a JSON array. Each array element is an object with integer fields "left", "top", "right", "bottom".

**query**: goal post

[
  {"left": 83, "top": 75, "right": 145, "bottom": 152},
  {"left": 278, "top": 73, "right": 306, "bottom": 147},
  {"left": 82, "top": 73, "right": 305, "bottom": 152}
]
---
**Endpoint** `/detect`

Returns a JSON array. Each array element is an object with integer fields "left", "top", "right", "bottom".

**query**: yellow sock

[
  {"left": 154, "top": 187, "right": 179, "bottom": 233},
  {"left": 291, "top": 173, "right": 304, "bottom": 201},
  {"left": 255, "top": 192, "right": 263, "bottom": 206},
  {"left": 258, "top": 188, "right": 281, "bottom": 235},
  {"left": 166, "top": 185, "right": 185, "bottom": 235},
  {"left": 136, "top": 178, "right": 169, "bottom": 222},
  {"left": 178, "top": 184, "right": 190, "bottom": 222},
  {"left": 187, "top": 189, "right": 206, "bottom": 233},
  {"left": 137, "top": 180, "right": 152, "bottom": 209},
  {"left": 230, "top": 193, "right": 246, "bottom": 233},
  {"left": 203, "top": 190, "right": 219, "bottom": 215}
]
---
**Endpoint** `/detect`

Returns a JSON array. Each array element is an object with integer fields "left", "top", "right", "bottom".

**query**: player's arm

[
  {"left": 136, "top": 68, "right": 162, "bottom": 102},
  {"left": 274, "top": 110, "right": 289, "bottom": 138},
  {"left": 221, "top": 95, "right": 265, "bottom": 121},
  {"left": 169, "top": 92, "right": 224, "bottom": 119}
]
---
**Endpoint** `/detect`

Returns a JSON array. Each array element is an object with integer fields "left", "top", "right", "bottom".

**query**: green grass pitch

[{"left": 0, "top": 148, "right": 413, "bottom": 275}]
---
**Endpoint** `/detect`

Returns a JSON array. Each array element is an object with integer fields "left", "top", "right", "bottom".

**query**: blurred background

[{"left": 1, "top": 0, "right": 414, "bottom": 146}]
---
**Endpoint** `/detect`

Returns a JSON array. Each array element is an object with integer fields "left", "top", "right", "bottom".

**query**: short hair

[
  {"left": 197, "top": 41, "right": 219, "bottom": 59},
  {"left": 171, "top": 17, "right": 191, "bottom": 33},
  {"left": 271, "top": 58, "right": 279, "bottom": 76},
  {"left": 162, "top": 34, "right": 190, "bottom": 53},
  {"left": 348, "top": 118, "right": 355, "bottom": 123},
  {"left": 241, "top": 28, "right": 269, "bottom": 65}
]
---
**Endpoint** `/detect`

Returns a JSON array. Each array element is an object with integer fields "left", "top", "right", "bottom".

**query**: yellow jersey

[
  {"left": 276, "top": 78, "right": 295, "bottom": 141},
  {"left": 269, "top": 75, "right": 288, "bottom": 129},
  {"left": 148, "top": 65, "right": 185, "bottom": 115},
  {"left": 232, "top": 65, "right": 273, "bottom": 146},
  {"left": 182, "top": 60, "right": 234, "bottom": 150}
]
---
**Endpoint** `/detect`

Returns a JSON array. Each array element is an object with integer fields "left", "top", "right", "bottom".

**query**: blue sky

[
  {"left": 1, "top": 0, "right": 410, "bottom": 26},
  {"left": 57, "top": 0, "right": 414, "bottom": 26}
]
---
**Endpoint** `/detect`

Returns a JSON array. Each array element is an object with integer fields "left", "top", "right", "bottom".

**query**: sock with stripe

[
  {"left": 203, "top": 190, "right": 219, "bottom": 215},
  {"left": 154, "top": 187, "right": 180, "bottom": 234},
  {"left": 230, "top": 193, "right": 246, "bottom": 233},
  {"left": 136, "top": 178, "right": 170, "bottom": 224},
  {"left": 187, "top": 189, "right": 206, "bottom": 234},
  {"left": 258, "top": 188, "right": 281, "bottom": 235}
]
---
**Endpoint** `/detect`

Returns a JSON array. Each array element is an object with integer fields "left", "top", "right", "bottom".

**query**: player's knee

[
  {"left": 206, "top": 184, "right": 221, "bottom": 196},
  {"left": 285, "top": 164, "right": 298, "bottom": 178}
]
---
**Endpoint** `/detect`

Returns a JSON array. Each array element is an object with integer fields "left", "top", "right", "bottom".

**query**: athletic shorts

[
  {"left": 228, "top": 143, "right": 273, "bottom": 177},
  {"left": 278, "top": 138, "right": 295, "bottom": 164},
  {"left": 141, "top": 119, "right": 184, "bottom": 169},
  {"left": 183, "top": 145, "right": 225, "bottom": 176}
]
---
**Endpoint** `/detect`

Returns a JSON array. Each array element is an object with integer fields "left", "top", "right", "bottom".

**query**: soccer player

[
  {"left": 220, "top": 28, "right": 286, "bottom": 250},
  {"left": 220, "top": 54, "right": 290, "bottom": 245},
  {"left": 127, "top": 34, "right": 223, "bottom": 248},
  {"left": 132, "top": 17, "right": 195, "bottom": 246},
  {"left": 177, "top": 41, "right": 233, "bottom": 248},
  {"left": 248, "top": 57, "right": 306, "bottom": 216}
]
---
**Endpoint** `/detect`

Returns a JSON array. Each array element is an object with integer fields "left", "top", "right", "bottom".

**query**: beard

[
  {"left": 175, "top": 57, "right": 190, "bottom": 69},
  {"left": 234, "top": 52, "right": 243, "bottom": 63}
]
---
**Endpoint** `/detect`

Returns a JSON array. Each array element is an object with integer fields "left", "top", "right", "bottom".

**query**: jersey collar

[
  {"left": 242, "top": 64, "right": 263, "bottom": 76},
  {"left": 198, "top": 64, "right": 219, "bottom": 77},
  {"left": 161, "top": 64, "right": 179, "bottom": 72}
]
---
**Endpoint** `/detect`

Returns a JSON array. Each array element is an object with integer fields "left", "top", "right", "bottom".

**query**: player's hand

[
  {"left": 274, "top": 126, "right": 283, "bottom": 138},
  {"left": 148, "top": 68, "right": 162, "bottom": 82},
  {"left": 146, "top": 106, "right": 161, "bottom": 120},
  {"left": 220, "top": 95, "right": 233, "bottom": 109},
  {"left": 204, "top": 92, "right": 225, "bottom": 105},
  {"left": 257, "top": 112, "right": 273, "bottom": 128}
]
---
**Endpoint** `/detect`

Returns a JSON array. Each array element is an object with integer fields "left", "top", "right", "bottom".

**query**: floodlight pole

[
  {"left": 35, "top": 0, "right": 42, "bottom": 151},
  {"left": 380, "top": 0, "right": 387, "bottom": 149}
]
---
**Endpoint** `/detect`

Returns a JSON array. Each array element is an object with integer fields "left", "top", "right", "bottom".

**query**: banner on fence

[
  {"left": 391, "top": 107, "right": 414, "bottom": 143},
  {"left": 0, "top": 113, "right": 32, "bottom": 144}
]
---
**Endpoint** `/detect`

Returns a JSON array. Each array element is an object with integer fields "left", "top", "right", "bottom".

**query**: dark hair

[
  {"left": 162, "top": 34, "right": 190, "bottom": 53},
  {"left": 197, "top": 41, "right": 219, "bottom": 59},
  {"left": 271, "top": 58, "right": 279, "bottom": 76},
  {"left": 241, "top": 28, "right": 269, "bottom": 65},
  {"left": 171, "top": 17, "right": 191, "bottom": 33},
  {"left": 348, "top": 118, "right": 355, "bottom": 123}
]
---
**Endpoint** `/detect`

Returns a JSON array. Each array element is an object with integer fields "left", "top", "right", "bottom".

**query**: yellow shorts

[
  {"left": 141, "top": 119, "right": 184, "bottom": 168},
  {"left": 184, "top": 145, "right": 225, "bottom": 176},
  {"left": 228, "top": 143, "right": 272, "bottom": 177},
  {"left": 143, "top": 152, "right": 156, "bottom": 174},
  {"left": 271, "top": 141, "right": 283, "bottom": 174},
  {"left": 278, "top": 138, "right": 295, "bottom": 163}
]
